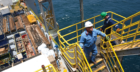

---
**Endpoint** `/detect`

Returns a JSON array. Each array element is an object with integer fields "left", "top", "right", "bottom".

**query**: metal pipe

[
  {"left": 79, "top": 0, "right": 84, "bottom": 33},
  {"left": 49, "top": 0, "right": 57, "bottom": 29},
  {"left": 38, "top": 2, "right": 49, "bottom": 32}
]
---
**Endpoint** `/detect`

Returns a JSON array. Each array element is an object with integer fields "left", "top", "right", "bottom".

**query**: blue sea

[{"left": 35, "top": 0, "right": 140, "bottom": 72}]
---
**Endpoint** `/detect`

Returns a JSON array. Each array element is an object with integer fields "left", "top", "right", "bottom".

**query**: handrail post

[
  {"left": 76, "top": 44, "right": 78, "bottom": 68},
  {"left": 94, "top": 17, "right": 95, "bottom": 28},
  {"left": 110, "top": 27, "right": 113, "bottom": 39},
  {"left": 111, "top": 13, "right": 113, "bottom": 18},
  {"left": 120, "top": 21, "right": 125, "bottom": 41},
  {"left": 131, "top": 21, "right": 140, "bottom": 48},
  {"left": 74, "top": 44, "right": 77, "bottom": 68},
  {"left": 127, "top": 18, "right": 133, "bottom": 35}
]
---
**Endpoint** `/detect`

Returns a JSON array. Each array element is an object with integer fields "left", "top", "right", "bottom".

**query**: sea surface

[{"left": 35, "top": 0, "right": 140, "bottom": 72}]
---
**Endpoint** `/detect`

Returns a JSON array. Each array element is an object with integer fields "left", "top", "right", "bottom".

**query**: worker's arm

[
  {"left": 96, "top": 29, "right": 110, "bottom": 40},
  {"left": 96, "top": 29, "right": 106, "bottom": 37},
  {"left": 110, "top": 20, "right": 119, "bottom": 29},
  {"left": 79, "top": 34, "right": 85, "bottom": 49},
  {"left": 110, "top": 20, "right": 120, "bottom": 33}
]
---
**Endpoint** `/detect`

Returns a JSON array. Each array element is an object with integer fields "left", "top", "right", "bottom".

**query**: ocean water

[{"left": 35, "top": 0, "right": 140, "bottom": 72}]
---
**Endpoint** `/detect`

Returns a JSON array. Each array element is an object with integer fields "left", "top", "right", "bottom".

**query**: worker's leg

[
  {"left": 91, "top": 45, "right": 98, "bottom": 62},
  {"left": 111, "top": 41, "right": 116, "bottom": 45},
  {"left": 84, "top": 47, "right": 92, "bottom": 62}
]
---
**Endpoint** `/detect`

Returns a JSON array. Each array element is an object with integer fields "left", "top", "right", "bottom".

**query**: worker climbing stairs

[
  {"left": 89, "top": 55, "right": 108, "bottom": 72},
  {"left": 57, "top": 11, "right": 140, "bottom": 72}
]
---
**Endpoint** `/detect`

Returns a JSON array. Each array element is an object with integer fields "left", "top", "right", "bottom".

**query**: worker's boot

[{"left": 93, "top": 61, "right": 97, "bottom": 65}]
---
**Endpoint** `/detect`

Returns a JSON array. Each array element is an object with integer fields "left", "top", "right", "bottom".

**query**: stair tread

[
  {"left": 90, "top": 58, "right": 103, "bottom": 67},
  {"left": 93, "top": 65, "right": 106, "bottom": 72},
  {"left": 132, "top": 42, "right": 140, "bottom": 48},
  {"left": 138, "top": 44, "right": 140, "bottom": 47},
  {"left": 114, "top": 41, "right": 140, "bottom": 51},
  {"left": 122, "top": 44, "right": 131, "bottom": 50},
  {"left": 114, "top": 44, "right": 128, "bottom": 51}
]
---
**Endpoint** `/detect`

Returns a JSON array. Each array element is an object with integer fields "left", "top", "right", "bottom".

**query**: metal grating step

[
  {"left": 93, "top": 65, "right": 106, "bottom": 72},
  {"left": 114, "top": 41, "right": 140, "bottom": 51},
  {"left": 90, "top": 58, "right": 108, "bottom": 72},
  {"left": 90, "top": 58, "right": 103, "bottom": 67}
]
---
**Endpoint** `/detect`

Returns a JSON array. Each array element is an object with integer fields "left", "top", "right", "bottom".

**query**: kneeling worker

[{"left": 80, "top": 21, "right": 109, "bottom": 64}]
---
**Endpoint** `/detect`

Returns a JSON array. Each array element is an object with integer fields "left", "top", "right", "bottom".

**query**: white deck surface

[{"left": 2, "top": 55, "right": 50, "bottom": 72}]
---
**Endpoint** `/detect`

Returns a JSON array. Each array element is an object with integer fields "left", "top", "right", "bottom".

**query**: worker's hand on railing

[
  {"left": 105, "top": 36, "right": 110, "bottom": 41},
  {"left": 116, "top": 28, "right": 120, "bottom": 33}
]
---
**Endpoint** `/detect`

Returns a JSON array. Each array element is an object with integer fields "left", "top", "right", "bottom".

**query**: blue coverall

[
  {"left": 80, "top": 29, "right": 106, "bottom": 62},
  {"left": 101, "top": 16, "right": 119, "bottom": 45}
]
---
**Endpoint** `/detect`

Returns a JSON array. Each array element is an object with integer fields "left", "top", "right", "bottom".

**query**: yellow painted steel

[
  {"left": 100, "top": 21, "right": 140, "bottom": 72},
  {"left": 104, "top": 11, "right": 140, "bottom": 38},
  {"left": 109, "top": 41, "right": 124, "bottom": 72},
  {"left": 27, "top": 14, "right": 37, "bottom": 24},
  {"left": 58, "top": 11, "right": 125, "bottom": 45},
  {"left": 57, "top": 11, "right": 127, "bottom": 72},
  {"left": 35, "top": 64, "right": 57, "bottom": 72},
  {"left": 105, "top": 21, "right": 140, "bottom": 48}
]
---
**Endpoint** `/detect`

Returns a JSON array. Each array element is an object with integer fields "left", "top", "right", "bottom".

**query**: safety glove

[
  {"left": 105, "top": 36, "right": 110, "bottom": 41},
  {"left": 116, "top": 28, "right": 120, "bottom": 33}
]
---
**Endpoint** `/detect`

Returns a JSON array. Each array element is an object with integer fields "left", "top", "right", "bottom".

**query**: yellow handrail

[
  {"left": 109, "top": 41, "right": 124, "bottom": 72},
  {"left": 58, "top": 11, "right": 125, "bottom": 46},
  {"left": 76, "top": 43, "right": 92, "bottom": 72},
  {"left": 100, "top": 20, "right": 140, "bottom": 72},
  {"left": 57, "top": 11, "right": 126, "bottom": 72},
  {"left": 102, "top": 21, "right": 140, "bottom": 49},
  {"left": 104, "top": 11, "right": 140, "bottom": 38}
]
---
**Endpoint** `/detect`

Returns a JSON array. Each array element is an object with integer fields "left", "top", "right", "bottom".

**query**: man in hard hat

[
  {"left": 79, "top": 21, "right": 109, "bottom": 64},
  {"left": 100, "top": 12, "right": 120, "bottom": 45}
]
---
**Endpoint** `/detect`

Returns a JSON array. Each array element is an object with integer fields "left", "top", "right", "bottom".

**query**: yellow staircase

[
  {"left": 101, "top": 17, "right": 140, "bottom": 52},
  {"left": 57, "top": 11, "right": 127, "bottom": 72},
  {"left": 57, "top": 11, "right": 140, "bottom": 72},
  {"left": 60, "top": 43, "right": 108, "bottom": 72},
  {"left": 90, "top": 58, "right": 107, "bottom": 72}
]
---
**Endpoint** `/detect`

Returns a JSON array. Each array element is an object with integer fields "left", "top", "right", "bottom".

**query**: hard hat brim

[{"left": 85, "top": 24, "right": 93, "bottom": 28}]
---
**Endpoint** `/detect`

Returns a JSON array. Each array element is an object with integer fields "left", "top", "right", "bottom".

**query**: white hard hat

[{"left": 85, "top": 21, "right": 93, "bottom": 28}]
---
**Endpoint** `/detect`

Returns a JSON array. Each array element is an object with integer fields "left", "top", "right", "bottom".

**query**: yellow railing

[
  {"left": 58, "top": 11, "right": 126, "bottom": 47},
  {"left": 104, "top": 11, "right": 140, "bottom": 39},
  {"left": 98, "top": 12, "right": 140, "bottom": 72},
  {"left": 101, "top": 12, "right": 140, "bottom": 49},
  {"left": 102, "top": 20, "right": 140, "bottom": 49},
  {"left": 99, "top": 12, "right": 140, "bottom": 72},
  {"left": 57, "top": 11, "right": 126, "bottom": 72},
  {"left": 61, "top": 43, "right": 92, "bottom": 72},
  {"left": 35, "top": 64, "right": 57, "bottom": 72},
  {"left": 100, "top": 21, "right": 140, "bottom": 72},
  {"left": 100, "top": 41, "right": 124, "bottom": 72}
]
